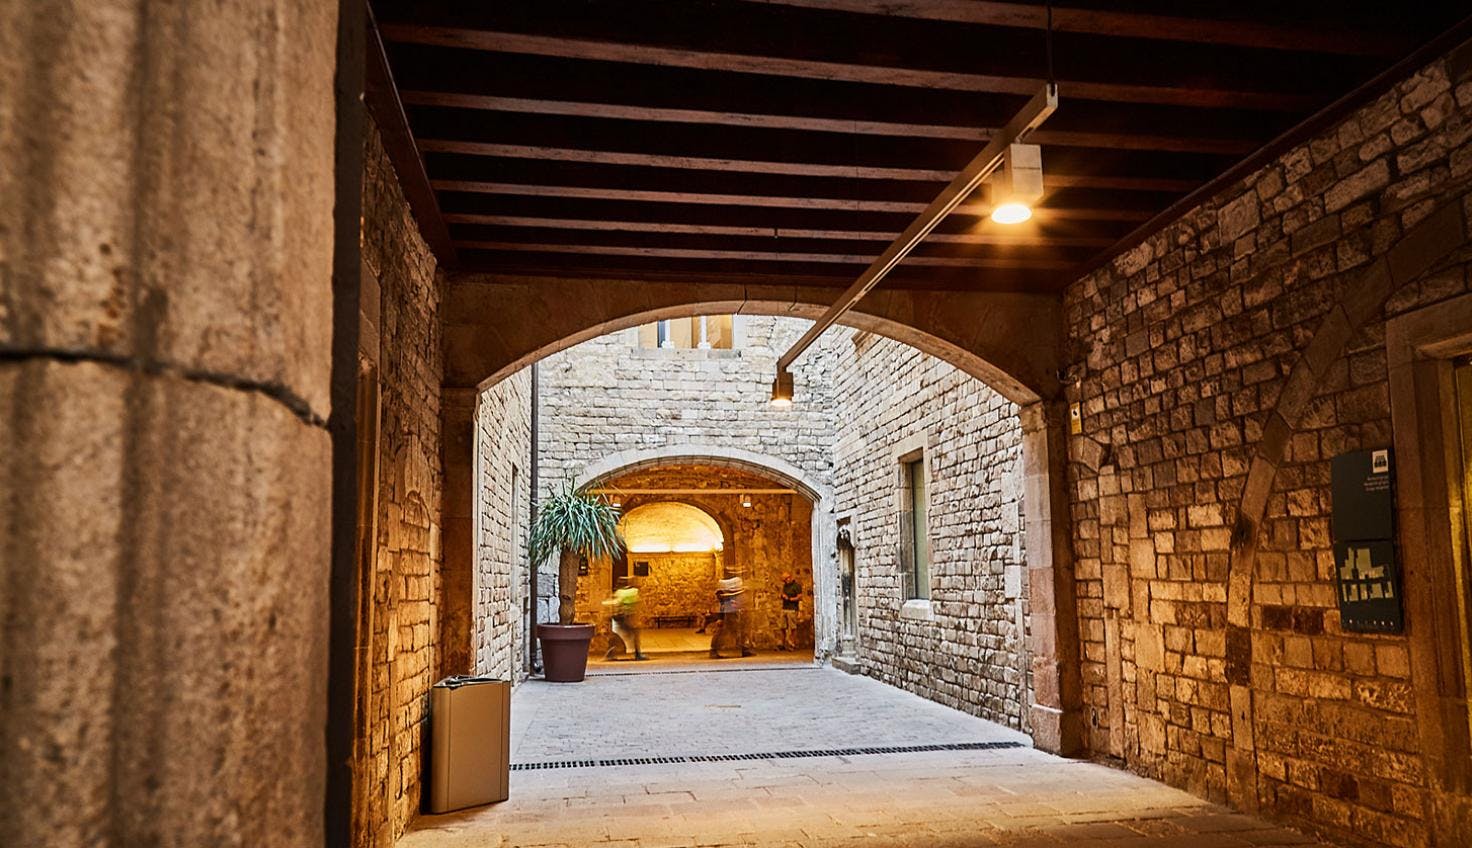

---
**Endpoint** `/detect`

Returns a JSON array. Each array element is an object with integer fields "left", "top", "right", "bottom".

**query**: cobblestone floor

[{"left": 402, "top": 666, "right": 1336, "bottom": 847}]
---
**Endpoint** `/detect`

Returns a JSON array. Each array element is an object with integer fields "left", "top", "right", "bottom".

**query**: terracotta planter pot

[{"left": 538, "top": 623, "right": 595, "bottom": 682}]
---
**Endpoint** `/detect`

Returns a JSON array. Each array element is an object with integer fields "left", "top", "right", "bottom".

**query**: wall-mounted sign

[{"left": 1331, "top": 449, "right": 1402, "bottom": 633}]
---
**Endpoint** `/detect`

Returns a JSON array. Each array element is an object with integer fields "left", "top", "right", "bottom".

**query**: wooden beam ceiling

[
  {"left": 367, "top": 1, "right": 1470, "bottom": 291},
  {"left": 738, "top": 0, "right": 1412, "bottom": 56},
  {"left": 380, "top": 25, "right": 1316, "bottom": 111}
]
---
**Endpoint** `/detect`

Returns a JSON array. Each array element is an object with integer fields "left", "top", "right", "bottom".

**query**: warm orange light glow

[
  {"left": 990, "top": 202, "right": 1033, "bottom": 224},
  {"left": 619, "top": 502, "right": 724, "bottom": 554}
]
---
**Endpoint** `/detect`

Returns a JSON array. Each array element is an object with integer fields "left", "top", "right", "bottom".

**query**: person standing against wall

[{"left": 778, "top": 572, "right": 802, "bottom": 651}]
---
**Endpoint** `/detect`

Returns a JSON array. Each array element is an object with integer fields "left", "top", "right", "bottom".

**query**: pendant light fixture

[
  {"left": 766, "top": 2, "right": 1060, "bottom": 404},
  {"left": 987, "top": 143, "right": 1044, "bottom": 224}
]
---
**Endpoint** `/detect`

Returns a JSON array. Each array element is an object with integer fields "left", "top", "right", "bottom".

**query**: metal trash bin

[{"left": 428, "top": 675, "right": 510, "bottom": 813}]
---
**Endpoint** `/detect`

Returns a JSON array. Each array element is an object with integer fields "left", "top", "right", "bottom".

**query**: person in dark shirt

[{"left": 778, "top": 572, "right": 802, "bottom": 651}]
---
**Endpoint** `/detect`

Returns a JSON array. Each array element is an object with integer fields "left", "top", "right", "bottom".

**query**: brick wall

[
  {"left": 360, "top": 120, "right": 444, "bottom": 846},
  {"left": 474, "top": 369, "right": 532, "bottom": 682},
  {"left": 1063, "top": 46, "right": 1472, "bottom": 846},
  {"left": 829, "top": 329, "right": 1031, "bottom": 730}
]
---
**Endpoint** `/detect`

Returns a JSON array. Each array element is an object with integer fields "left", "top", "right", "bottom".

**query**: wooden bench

[{"left": 652, "top": 613, "right": 698, "bottom": 629}]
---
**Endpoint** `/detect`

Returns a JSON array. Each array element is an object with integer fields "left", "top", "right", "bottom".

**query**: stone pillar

[
  {"left": 0, "top": 3, "right": 340, "bottom": 847},
  {"left": 1019, "top": 401, "right": 1086, "bottom": 756},
  {"left": 439, "top": 387, "right": 478, "bottom": 676}
]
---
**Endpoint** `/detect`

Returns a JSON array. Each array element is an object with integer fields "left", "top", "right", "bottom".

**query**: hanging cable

[{"left": 1045, "top": 2, "right": 1055, "bottom": 85}]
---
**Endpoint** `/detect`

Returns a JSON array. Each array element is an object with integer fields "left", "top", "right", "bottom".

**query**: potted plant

[{"left": 529, "top": 484, "right": 624, "bottom": 682}]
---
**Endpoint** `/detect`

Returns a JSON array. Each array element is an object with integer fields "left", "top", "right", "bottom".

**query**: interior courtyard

[{"left": 5, "top": 3, "right": 1472, "bottom": 848}]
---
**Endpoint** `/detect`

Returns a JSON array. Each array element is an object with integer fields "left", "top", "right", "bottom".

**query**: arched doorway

[
  {"left": 574, "top": 453, "right": 829, "bottom": 663},
  {"left": 450, "top": 311, "right": 1081, "bottom": 754}
]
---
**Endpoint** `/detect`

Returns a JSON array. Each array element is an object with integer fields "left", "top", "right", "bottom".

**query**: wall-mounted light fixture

[
  {"left": 987, "top": 143, "right": 1043, "bottom": 225},
  {"left": 740, "top": 493, "right": 753, "bottom": 509},
  {"left": 769, "top": 368, "right": 794, "bottom": 408},
  {"left": 609, "top": 494, "right": 622, "bottom": 508}
]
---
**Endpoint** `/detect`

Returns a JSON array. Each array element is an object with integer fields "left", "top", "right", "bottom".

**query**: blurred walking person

[
  {"left": 710, "top": 571, "right": 754, "bottom": 658},
  {"left": 603, "top": 576, "right": 647, "bottom": 660}
]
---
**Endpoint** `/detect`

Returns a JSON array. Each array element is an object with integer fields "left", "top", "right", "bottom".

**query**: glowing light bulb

[
  {"left": 990, "top": 202, "right": 1033, "bottom": 225},
  {"left": 769, "top": 396, "right": 792, "bottom": 409}
]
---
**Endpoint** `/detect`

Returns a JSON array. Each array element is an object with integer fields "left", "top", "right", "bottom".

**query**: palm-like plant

[{"left": 529, "top": 484, "right": 624, "bottom": 625}]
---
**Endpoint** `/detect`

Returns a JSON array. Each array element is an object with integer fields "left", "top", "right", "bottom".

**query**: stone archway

[
  {"left": 446, "top": 291, "right": 1084, "bottom": 755},
  {"left": 577, "top": 446, "right": 839, "bottom": 658},
  {"left": 445, "top": 274, "right": 1061, "bottom": 405}
]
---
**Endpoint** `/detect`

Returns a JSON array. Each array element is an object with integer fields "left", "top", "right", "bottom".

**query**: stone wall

[
  {"left": 532, "top": 317, "right": 1028, "bottom": 720},
  {"left": 474, "top": 369, "right": 533, "bottom": 682},
  {"left": 570, "top": 463, "right": 816, "bottom": 653},
  {"left": 537, "top": 318, "right": 838, "bottom": 484},
  {"left": 624, "top": 552, "right": 724, "bottom": 618},
  {"left": 536, "top": 317, "right": 839, "bottom": 626},
  {"left": 361, "top": 119, "right": 444, "bottom": 845},
  {"left": 829, "top": 330, "right": 1031, "bottom": 730},
  {"left": 1063, "top": 44, "right": 1472, "bottom": 847}
]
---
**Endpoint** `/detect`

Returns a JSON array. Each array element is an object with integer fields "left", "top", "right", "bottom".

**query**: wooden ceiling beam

[
  {"left": 431, "top": 180, "right": 1157, "bottom": 222},
  {"left": 433, "top": 181, "right": 921, "bottom": 212},
  {"left": 418, "top": 139, "right": 957, "bottom": 181},
  {"left": 404, "top": 93, "right": 1258, "bottom": 155},
  {"left": 448, "top": 257, "right": 1058, "bottom": 291},
  {"left": 742, "top": 0, "right": 1410, "bottom": 56},
  {"left": 441, "top": 214, "right": 1117, "bottom": 247},
  {"left": 411, "top": 115, "right": 1235, "bottom": 186},
  {"left": 453, "top": 240, "right": 1078, "bottom": 270},
  {"left": 402, "top": 91, "right": 987, "bottom": 140},
  {"left": 364, "top": 10, "right": 457, "bottom": 266},
  {"left": 426, "top": 158, "right": 1199, "bottom": 195},
  {"left": 446, "top": 227, "right": 1100, "bottom": 262},
  {"left": 379, "top": 25, "right": 1314, "bottom": 111}
]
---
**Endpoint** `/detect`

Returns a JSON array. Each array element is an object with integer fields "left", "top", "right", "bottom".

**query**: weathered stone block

[
  {"left": 0, "top": 360, "right": 331, "bottom": 848},
  {"left": 0, "top": 0, "right": 338, "bottom": 416}
]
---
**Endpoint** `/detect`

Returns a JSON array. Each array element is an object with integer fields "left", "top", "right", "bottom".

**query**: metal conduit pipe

[
  {"left": 770, "top": 83, "right": 1058, "bottom": 402},
  {"left": 528, "top": 360, "right": 542, "bottom": 674}
]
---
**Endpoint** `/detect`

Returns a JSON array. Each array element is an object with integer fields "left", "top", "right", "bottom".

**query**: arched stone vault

[{"left": 443, "top": 274, "right": 1063, "bottom": 405}]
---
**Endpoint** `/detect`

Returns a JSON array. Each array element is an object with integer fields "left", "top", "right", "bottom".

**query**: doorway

[{"left": 1452, "top": 356, "right": 1472, "bottom": 745}]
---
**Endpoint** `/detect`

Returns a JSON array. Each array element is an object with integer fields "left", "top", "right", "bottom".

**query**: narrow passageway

[{"left": 402, "top": 667, "right": 1328, "bottom": 848}]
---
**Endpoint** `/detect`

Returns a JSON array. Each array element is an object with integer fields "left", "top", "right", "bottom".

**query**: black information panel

[{"left": 1330, "top": 449, "right": 1403, "bottom": 633}]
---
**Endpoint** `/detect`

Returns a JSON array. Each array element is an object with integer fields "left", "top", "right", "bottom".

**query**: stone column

[
  {"left": 0, "top": 3, "right": 340, "bottom": 847},
  {"left": 1019, "top": 401, "right": 1086, "bottom": 756},
  {"left": 439, "top": 387, "right": 478, "bottom": 677}
]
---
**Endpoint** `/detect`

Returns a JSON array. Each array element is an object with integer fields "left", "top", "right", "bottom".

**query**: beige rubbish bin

[{"left": 428, "top": 676, "right": 511, "bottom": 813}]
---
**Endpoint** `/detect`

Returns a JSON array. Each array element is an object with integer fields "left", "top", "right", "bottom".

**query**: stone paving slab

[{"left": 404, "top": 667, "right": 1337, "bottom": 848}]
